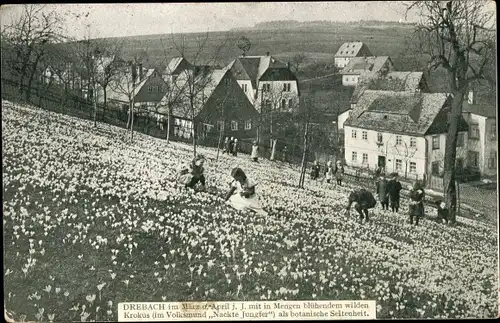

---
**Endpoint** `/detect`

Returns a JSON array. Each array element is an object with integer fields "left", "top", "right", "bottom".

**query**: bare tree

[
  {"left": 406, "top": 0, "right": 496, "bottom": 223},
  {"left": 236, "top": 35, "right": 251, "bottom": 56},
  {"left": 2, "top": 4, "right": 66, "bottom": 101},
  {"left": 169, "top": 32, "right": 231, "bottom": 157},
  {"left": 393, "top": 140, "right": 419, "bottom": 179},
  {"left": 290, "top": 53, "right": 309, "bottom": 75}
]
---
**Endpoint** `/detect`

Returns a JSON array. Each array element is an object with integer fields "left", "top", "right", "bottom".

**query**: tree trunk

[
  {"left": 126, "top": 101, "right": 132, "bottom": 129},
  {"left": 299, "top": 121, "right": 309, "bottom": 188},
  {"left": 216, "top": 124, "right": 224, "bottom": 161},
  {"left": 26, "top": 55, "right": 41, "bottom": 103},
  {"left": 93, "top": 81, "right": 97, "bottom": 127},
  {"left": 443, "top": 89, "right": 466, "bottom": 224},
  {"left": 270, "top": 139, "right": 277, "bottom": 161},
  {"left": 103, "top": 86, "right": 107, "bottom": 121},
  {"left": 192, "top": 123, "right": 197, "bottom": 158},
  {"left": 130, "top": 99, "right": 135, "bottom": 141},
  {"left": 166, "top": 107, "right": 171, "bottom": 143}
]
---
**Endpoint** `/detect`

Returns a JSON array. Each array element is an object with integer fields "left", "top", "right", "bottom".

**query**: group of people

[
  {"left": 176, "top": 153, "right": 448, "bottom": 226},
  {"left": 223, "top": 137, "right": 239, "bottom": 156},
  {"left": 176, "top": 154, "right": 267, "bottom": 216},
  {"left": 310, "top": 160, "right": 345, "bottom": 186}
]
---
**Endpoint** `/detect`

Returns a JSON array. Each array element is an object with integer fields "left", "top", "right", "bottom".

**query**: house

[
  {"left": 163, "top": 57, "right": 193, "bottom": 82},
  {"left": 226, "top": 53, "right": 300, "bottom": 112},
  {"left": 334, "top": 42, "right": 373, "bottom": 69},
  {"left": 350, "top": 71, "right": 429, "bottom": 104},
  {"left": 343, "top": 90, "right": 469, "bottom": 180},
  {"left": 106, "top": 64, "right": 151, "bottom": 111},
  {"left": 462, "top": 90, "right": 497, "bottom": 178},
  {"left": 157, "top": 67, "right": 259, "bottom": 140},
  {"left": 340, "top": 56, "right": 394, "bottom": 86}
]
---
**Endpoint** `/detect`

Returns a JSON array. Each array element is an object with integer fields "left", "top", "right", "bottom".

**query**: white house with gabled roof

[{"left": 334, "top": 42, "right": 373, "bottom": 69}]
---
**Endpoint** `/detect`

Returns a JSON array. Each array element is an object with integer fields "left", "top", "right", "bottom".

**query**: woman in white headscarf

[{"left": 224, "top": 167, "right": 267, "bottom": 216}]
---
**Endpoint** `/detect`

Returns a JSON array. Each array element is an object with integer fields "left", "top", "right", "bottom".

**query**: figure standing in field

[
  {"left": 434, "top": 199, "right": 450, "bottom": 224},
  {"left": 223, "top": 137, "right": 230, "bottom": 154},
  {"left": 224, "top": 167, "right": 268, "bottom": 216},
  {"left": 228, "top": 137, "right": 235, "bottom": 155},
  {"left": 376, "top": 174, "right": 389, "bottom": 211},
  {"left": 310, "top": 160, "right": 321, "bottom": 180},
  {"left": 345, "top": 188, "right": 377, "bottom": 223},
  {"left": 334, "top": 160, "right": 344, "bottom": 186},
  {"left": 282, "top": 145, "right": 288, "bottom": 162},
  {"left": 232, "top": 138, "right": 238, "bottom": 156},
  {"left": 387, "top": 173, "right": 402, "bottom": 213},
  {"left": 176, "top": 154, "right": 207, "bottom": 191},
  {"left": 325, "top": 161, "right": 334, "bottom": 184},
  {"left": 408, "top": 180, "right": 425, "bottom": 225},
  {"left": 250, "top": 141, "right": 259, "bottom": 162}
]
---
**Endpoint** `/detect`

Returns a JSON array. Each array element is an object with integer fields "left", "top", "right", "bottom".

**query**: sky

[{"left": 0, "top": 2, "right": 422, "bottom": 40}]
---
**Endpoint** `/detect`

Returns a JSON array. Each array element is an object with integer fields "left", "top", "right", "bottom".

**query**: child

[
  {"left": 228, "top": 137, "right": 235, "bottom": 155},
  {"left": 376, "top": 175, "right": 389, "bottom": 211},
  {"left": 223, "top": 137, "right": 229, "bottom": 154},
  {"left": 387, "top": 173, "right": 402, "bottom": 213},
  {"left": 232, "top": 138, "right": 238, "bottom": 156},
  {"left": 224, "top": 167, "right": 267, "bottom": 216},
  {"left": 334, "top": 161, "right": 344, "bottom": 186},
  {"left": 250, "top": 141, "right": 259, "bottom": 162},
  {"left": 325, "top": 161, "right": 334, "bottom": 184},
  {"left": 177, "top": 154, "right": 206, "bottom": 191},
  {"left": 435, "top": 199, "right": 450, "bottom": 224},
  {"left": 345, "top": 189, "right": 377, "bottom": 223},
  {"left": 408, "top": 181, "right": 425, "bottom": 225},
  {"left": 311, "top": 161, "right": 320, "bottom": 180}
]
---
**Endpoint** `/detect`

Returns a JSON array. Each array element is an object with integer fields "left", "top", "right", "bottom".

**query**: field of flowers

[{"left": 3, "top": 100, "right": 498, "bottom": 321}]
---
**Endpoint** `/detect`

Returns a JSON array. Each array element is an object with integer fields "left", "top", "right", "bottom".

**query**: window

[
  {"left": 231, "top": 120, "right": 238, "bottom": 131},
  {"left": 242, "top": 83, "right": 248, "bottom": 92},
  {"left": 245, "top": 120, "right": 252, "bottom": 130},
  {"left": 281, "top": 99, "right": 286, "bottom": 110},
  {"left": 488, "top": 152, "right": 496, "bottom": 169},
  {"left": 362, "top": 131, "right": 367, "bottom": 140},
  {"left": 410, "top": 137, "right": 417, "bottom": 148},
  {"left": 457, "top": 132, "right": 464, "bottom": 147},
  {"left": 395, "top": 135, "right": 402, "bottom": 146},
  {"left": 351, "top": 130, "right": 357, "bottom": 139},
  {"left": 352, "top": 151, "right": 357, "bottom": 162},
  {"left": 283, "top": 83, "right": 291, "bottom": 92},
  {"left": 431, "top": 161, "right": 440, "bottom": 176},
  {"left": 409, "top": 162, "right": 416, "bottom": 173},
  {"left": 490, "top": 123, "right": 496, "bottom": 139},
  {"left": 377, "top": 133, "right": 383, "bottom": 143},
  {"left": 396, "top": 159, "right": 402, "bottom": 171},
  {"left": 217, "top": 121, "right": 224, "bottom": 131},
  {"left": 288, "top": 99, "right": 293, "bottom": 109},
  {"left": 262, "top": 84, "right": 271, "bottom": 92},
  {"left": 362, "top": 153, "right": 368, "bottom": 164},
  {"left": 468, "top": 150, "right": 479, "bottom": 168},
  {"left": 148, "top": 86, "right": 152, "bottom": 93},
  {"left": 432, "top": 135, "right": 440, "bottom": 150},
  {"left": 469, "top": 124, "right": 480, "bottom": 139}
]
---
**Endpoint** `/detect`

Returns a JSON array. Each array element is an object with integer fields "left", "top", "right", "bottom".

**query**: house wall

[
  {"left": 483, "top": 118, "right": 497, "bottom": 177},
  {"left": 342, "top": 74, "right": 360, "bottom": 86},
  {"left": 337, "top": 110, "right": 351, "bottom": 130},
  {"left": 134, "top": 71, "right": 167, "bottom": 104},
  {"left": 344, "top": 125, "right": 428, "bottom": 178},
  {"left": 334, "top": 57, "right": 352, "bottom": 69},
  {"left": 256, "top": 80, "right": 299, "bottom": 113},
  {"left": 197, "top": 72, "right": 259, "bottom": 140},
  {"left": 424, "top": 132, "right": 468, "bottom": 177},
  {"left": 236, "top": 80, "right": 255, "bottom": 105}
]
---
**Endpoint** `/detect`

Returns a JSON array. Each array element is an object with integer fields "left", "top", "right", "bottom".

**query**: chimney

[
  {"left": 266, "top": 51, "right": 270, "bottom": 56},
  {"left": 468, "top": 90, "right": 475, "bottom": 104},
  {"left": 139, "top": 63, "right": 143, "bottom": 81}
]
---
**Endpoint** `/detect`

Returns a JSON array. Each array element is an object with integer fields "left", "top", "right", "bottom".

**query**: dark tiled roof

[
  {"left": 259, "top": 67, "right": 298, "bottom": 82},
  {"left": 462, "top": 101, "right": 497, "bottom": 119},
  {"left": 341, "top": 56, "right": 391, "bottom": 75},
  {"left": 334, "top": 42, "right": 372, "bottom": 58},
  {"left": 239, "top": 57, "right": 261, "bottom": 86},
  {"left": 345, "top": 90, "right": 452, "bottom": 135}
]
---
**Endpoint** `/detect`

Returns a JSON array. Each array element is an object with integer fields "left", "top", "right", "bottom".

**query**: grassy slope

[{"left": 2, "top": 100, "right": 498, "bottom": 321}]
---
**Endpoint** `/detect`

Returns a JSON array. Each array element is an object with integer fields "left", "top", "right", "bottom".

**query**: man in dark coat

[
  {"left": 376, "top": 175, "right": 389, "bottom": 210},
  {"left": 345, "top": 189, "right": 377, "bottom": 223},
  {"left": 311, "top": 161, "right": 320, "bottom": 180},
  {"left": 387, "top": 173, "right": 403, "bottom": 213},
  {"left": 408, "top": 181, "right": 425, "bottom": 225}
]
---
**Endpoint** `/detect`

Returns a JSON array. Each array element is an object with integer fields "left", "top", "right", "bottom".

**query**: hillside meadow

[{"left": 2, "top": 100, "right": 498, "bottom": 321}]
